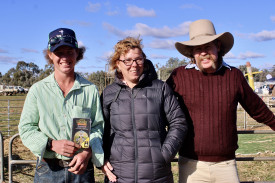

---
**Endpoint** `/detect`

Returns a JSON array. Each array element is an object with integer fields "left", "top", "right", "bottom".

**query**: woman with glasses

[{"left": 100, "top": 37, "right": 188, "bottom": 183}]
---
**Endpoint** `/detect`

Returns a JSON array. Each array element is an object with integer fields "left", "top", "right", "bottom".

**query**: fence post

[
  {"left": 243, "top": 110, "right": 247, "bottom": 129},
  {"left": 8, "top": 133, "right": 17, "bottom": 183},
  {"left": 0, "top": 132, "right": 4, "bottom": 182},
  {"left": 8, "top": 99, "right": 10, "bottom": 136}
]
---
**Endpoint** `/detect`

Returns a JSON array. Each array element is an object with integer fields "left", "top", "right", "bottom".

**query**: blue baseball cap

[{"left": 48, "top": 28, "right": 78, "bottom": 52}]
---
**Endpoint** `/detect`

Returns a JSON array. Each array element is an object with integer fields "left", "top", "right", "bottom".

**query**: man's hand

[
  {"left": 68, "top": 148, "right": 92, "bottom": 174},
  {"left": 102, "top": 161, "right": 117, "bottom": 182},
  {"left": 51, "top": 139, "right": 81, "bottom": 157}
]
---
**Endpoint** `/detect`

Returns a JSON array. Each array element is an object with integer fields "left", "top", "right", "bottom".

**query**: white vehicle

[
  {"left": 254, "top": 85, "right": 270, "bottom": 95},
  {"left": 0, "top": 85, "right": 17, "bottom": 96},
  {"left": 14, "top": 86, "right": 25, "bottom": 93},
  {"left": 0, "top": 85, "right": 27, "bottom": 95}
]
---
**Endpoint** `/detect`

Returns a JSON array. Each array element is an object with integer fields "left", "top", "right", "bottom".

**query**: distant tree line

[
  {"left": 0, "top": 61, "right": 54, "bottom": 88},
  {"left": 0, "top": 59, "right": 274, "bottom": 92}
]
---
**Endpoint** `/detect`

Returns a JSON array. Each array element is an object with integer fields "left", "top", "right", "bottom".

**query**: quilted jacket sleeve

[{"left": 161, "top": 82, "right": 188, "bottom": 163}]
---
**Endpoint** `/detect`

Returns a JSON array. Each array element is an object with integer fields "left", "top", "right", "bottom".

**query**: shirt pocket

[{"left": 71, "top": 105, "right": 91, "bottom": 119}]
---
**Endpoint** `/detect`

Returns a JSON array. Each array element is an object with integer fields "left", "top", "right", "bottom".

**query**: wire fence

[{"left": 0, "top": 99, "right": 25, "bottom": 137}]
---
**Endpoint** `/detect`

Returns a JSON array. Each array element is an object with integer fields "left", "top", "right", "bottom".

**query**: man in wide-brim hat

[
  {"left": 175, "top": 19, "right": 234, "bottom": 74},
  {"left": 167, "top": 19, "right": 275, "bottom": 183}
]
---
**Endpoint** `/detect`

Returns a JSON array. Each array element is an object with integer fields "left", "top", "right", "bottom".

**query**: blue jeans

[{"left": 34, "top": 158, "right": 95, "bottom": 183}]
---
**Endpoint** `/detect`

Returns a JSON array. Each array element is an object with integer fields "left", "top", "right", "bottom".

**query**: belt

[{"left": 42, "top": 158, "right": 71, "bottom": 168}]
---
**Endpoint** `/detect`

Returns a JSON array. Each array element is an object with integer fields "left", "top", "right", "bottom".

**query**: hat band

[{"left": 191, "top": 33, "right": 215, "bottom": 40}]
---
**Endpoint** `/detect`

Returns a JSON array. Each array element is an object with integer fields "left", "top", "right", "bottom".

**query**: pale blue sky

[{"left": 1, "top": 0, "right": 275, "bottom": 75}]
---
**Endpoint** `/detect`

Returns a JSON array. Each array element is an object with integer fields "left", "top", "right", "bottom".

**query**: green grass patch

[{"left": 237, "top": 134, "right": 275, "bottom": 154}]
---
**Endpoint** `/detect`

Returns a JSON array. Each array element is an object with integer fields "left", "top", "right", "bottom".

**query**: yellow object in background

[{"left": 244, "top": 62, "right": 262, "bottom": 90}]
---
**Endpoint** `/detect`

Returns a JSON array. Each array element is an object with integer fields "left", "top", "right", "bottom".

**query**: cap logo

[{"left": 59, "top": 30, "right": 64, "bottom": 35}]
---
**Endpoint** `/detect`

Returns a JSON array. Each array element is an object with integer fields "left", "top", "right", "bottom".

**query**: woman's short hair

[
  {"left": 108, "top": 37, "right": 146, "bottom": 73},
  {"left": 43, "top": 47, "right": 86, "bottom": 65}
]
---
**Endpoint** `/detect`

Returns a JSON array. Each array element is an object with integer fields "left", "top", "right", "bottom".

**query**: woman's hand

[{"left": 102, "top": 161, "right": 117, "bottom": 182}]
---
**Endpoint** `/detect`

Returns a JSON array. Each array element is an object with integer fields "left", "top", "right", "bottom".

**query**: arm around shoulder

[{"left": 161, "top": 83, "right": 188, "bottom": 162}]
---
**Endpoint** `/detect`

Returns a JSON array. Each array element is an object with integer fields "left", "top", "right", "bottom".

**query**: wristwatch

[{"left": 46, "top": 138, "right": 53, "bottom": 151}]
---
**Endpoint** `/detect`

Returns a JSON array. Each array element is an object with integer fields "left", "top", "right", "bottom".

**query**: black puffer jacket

[{"left": 101, "top": 60, "right": 188, "bottom": 183}]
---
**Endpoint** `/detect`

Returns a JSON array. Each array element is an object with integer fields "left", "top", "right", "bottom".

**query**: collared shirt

[
  {"left": 19, "top": 73, "right": 104, "bottom": 167},
  {"left": 185, "top": 60, "right": 231, "bottom": 72}
]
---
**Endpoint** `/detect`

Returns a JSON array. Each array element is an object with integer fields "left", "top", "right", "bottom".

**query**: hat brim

[
  {"left": 175, "top": 32, "right": 234, "bottom": 58},
  {"left": 49, "top": 41, "right": 78, "bottom": 52}
]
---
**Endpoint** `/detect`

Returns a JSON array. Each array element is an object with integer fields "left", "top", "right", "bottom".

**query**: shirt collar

[
  {"left": 185, "top": 60, "right": 231, "bottom": 72},
  {"left": 43, "top": 72, "right": 91, "bottom": 89}
]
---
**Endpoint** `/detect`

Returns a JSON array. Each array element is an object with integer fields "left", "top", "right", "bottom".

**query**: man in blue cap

[{"left": 19, "top": 28, "right": 105, "bottom": 183}]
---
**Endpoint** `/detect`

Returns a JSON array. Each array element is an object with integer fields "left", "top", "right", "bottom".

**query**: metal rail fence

[
  {"left": 0, "top": 132, "right": 4, "bottom": 183},
  {"left": 235, "top": 130, "right": 275, "bottom": 183},
  {"left": 8, "top": 133, "right": 36, "bottom": 183},
  {"left": 0, "top": 98, "right": 275, "bottom": 182}
]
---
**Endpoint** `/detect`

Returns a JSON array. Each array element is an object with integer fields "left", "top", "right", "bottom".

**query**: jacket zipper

[{"left": 131, "top": 89, "right": 138, "bottom": 183}]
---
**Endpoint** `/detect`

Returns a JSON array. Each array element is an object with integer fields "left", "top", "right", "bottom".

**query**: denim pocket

[{"left": 35, "top": 160, "right": 50, "bottom": 176}]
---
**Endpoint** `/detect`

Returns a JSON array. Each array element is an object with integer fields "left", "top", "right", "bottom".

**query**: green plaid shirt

[{"left": 19, "top": 73, "right": 104, "bottom": 167}]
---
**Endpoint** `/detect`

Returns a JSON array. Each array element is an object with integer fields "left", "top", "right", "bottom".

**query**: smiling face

[
  {"left": 48, "top": 46, "right": 78, "bottom": 76},
  {"left": 193, "top": 41, "right": 221, "bottom": 73},
  {"left": 116, "top": 48, "right": 144, "bottom": 88}
]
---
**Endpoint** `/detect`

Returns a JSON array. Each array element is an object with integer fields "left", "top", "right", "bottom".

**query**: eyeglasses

[
  {"left": 48, "top": 35, "right": 78, "bottom": 48},
  {"left": 119, "top": 57, "right": 144, "bottom": 66}
]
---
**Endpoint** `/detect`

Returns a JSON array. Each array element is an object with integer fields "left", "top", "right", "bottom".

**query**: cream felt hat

[{"left": 175, "top": 19, "right": 234, "bottom": 58}]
